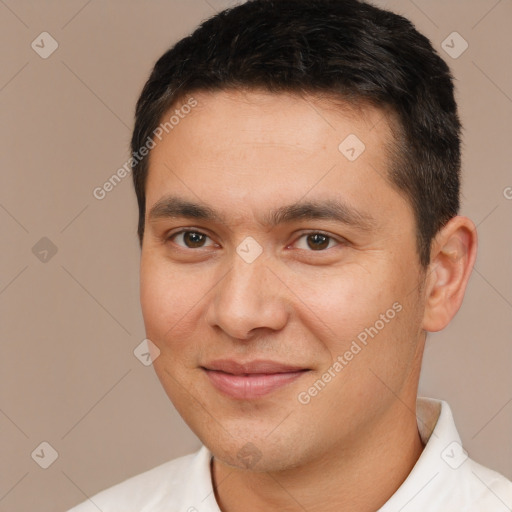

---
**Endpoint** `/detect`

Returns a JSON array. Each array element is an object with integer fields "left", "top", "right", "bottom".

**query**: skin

[{"left": 139, "top": 89, "right": 477, "bottom": 512}]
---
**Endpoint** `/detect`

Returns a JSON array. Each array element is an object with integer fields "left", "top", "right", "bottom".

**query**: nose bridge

[
  {"left": 231, "top": 256, "right": 262, "bottom": 297},
  {"left": 221, "top": 254, "right": 272, "bottom": 312},
  {"left": 207, "top": 253, "right": 288, "bottom": 338}
]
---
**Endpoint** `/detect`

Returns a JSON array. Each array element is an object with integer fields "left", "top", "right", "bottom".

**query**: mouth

[{"left": 201, "top": 360, "right": 310, "bottom": 400}]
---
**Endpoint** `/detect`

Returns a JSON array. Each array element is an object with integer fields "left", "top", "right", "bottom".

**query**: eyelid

[
  {"left": 289, "top": 230, "right": 346, "bottom": 250},
  {"left": 166, "top": 228, "right": 217, "bottom": 248}
]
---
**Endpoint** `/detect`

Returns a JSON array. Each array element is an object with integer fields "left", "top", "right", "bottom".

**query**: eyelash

[{"left": 166, "top": 229, "right": 343, "bottom": 252}]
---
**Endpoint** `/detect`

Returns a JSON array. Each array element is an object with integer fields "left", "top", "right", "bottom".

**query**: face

[{"left": 140, "top": 90, "right": 427, "bottom": 472}]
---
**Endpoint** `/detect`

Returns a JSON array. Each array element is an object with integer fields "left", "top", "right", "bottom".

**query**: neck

[{"left": 212, "top": 398, "right": 424, "bottom": 512}]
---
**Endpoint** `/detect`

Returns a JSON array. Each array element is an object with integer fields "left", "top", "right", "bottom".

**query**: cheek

[
  {"left": 140, "top": 258, "right": 210, "bottom": 396},
  {"left": 290, "top": 260, "right": 420, "bottom": 385},
  {"left": 290, "top": 263, "right": 397, "bottom": 339},
  {"left": 139, "top": 255, "right": 210, "bottom": 347}
]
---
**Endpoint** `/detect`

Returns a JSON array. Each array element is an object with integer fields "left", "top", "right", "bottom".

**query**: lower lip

[{"left": 204, "top": 369, "right": 307, "bottom": 399}]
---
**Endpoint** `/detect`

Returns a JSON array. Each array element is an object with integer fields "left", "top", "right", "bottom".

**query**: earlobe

[{"left": 421, "top": 216, "right": 478, "bottom": 333}]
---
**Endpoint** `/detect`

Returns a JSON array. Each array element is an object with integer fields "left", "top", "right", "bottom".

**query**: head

[{"left": 132, "top": 0, "right": 477, "bottom": 472}]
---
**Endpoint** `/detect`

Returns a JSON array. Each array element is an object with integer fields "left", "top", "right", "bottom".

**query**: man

[{"left": 70, "top": 0, "right": 512, "bottom": 510}]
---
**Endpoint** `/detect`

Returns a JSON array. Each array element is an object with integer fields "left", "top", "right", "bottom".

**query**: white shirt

[{"left": 68, "top": 398, "right": 512, "bottom": 511}]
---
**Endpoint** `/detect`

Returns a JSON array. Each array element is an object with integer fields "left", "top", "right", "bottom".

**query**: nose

[{"left": 205, "top": 254, "right": 289, "bottom": 340}]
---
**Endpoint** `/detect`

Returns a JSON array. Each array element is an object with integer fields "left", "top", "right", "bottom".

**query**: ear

[{"left": 421, "top": 216, "right": 478, "bottom": 332}]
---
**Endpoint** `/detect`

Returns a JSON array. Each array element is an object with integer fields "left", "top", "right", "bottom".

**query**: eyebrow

[{"left": 148, "top": 195, "right": 377, "bottom": 232}]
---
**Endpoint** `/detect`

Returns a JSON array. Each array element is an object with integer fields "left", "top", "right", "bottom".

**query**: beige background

[{"left": 0, "top": 1, "right": 511, "bottom": 510}]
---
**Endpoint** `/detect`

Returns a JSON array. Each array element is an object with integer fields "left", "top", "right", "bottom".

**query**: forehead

[
  {"left": 145, "top": 89, "right": 410, "bottom": 227},
  {"left": 161, "top": 89, "right": 393, "bottom": 151}
]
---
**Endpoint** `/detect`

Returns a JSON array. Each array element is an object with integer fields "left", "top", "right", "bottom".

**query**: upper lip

[{"left": 202, "top": 359, "right": 308, "bottom": 375}]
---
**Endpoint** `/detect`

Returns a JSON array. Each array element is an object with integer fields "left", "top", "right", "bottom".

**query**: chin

[{"left": 202, "top": 426, "right": 313, "bottom": 473}]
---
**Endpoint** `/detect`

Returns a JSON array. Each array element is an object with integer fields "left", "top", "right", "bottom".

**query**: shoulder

[
  {"left": 381, "top": 398, "right": 512, "bottom": 511},
  {"left": 463, "top": 458, "right": 512, "bottom": 510},
  {"left": 67, "top": 446, "right": 211, "bottom": 512}
]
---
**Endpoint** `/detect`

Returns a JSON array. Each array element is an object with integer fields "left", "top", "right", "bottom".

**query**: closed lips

[
  {"left": 202, "top": 359, "right": 308, "bottom": 375},
  {"left": 202, "top": 360, "right": 310, "bottom": 399}
]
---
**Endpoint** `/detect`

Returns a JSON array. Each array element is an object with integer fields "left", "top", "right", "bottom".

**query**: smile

[{"left": 202, "top": 360, "right": 310, "bottom": 400}]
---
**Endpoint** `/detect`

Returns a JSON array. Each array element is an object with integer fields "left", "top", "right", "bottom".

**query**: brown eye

[
  {"left": 171, "top": 231, "right": 213, "bottom": 248},
  {"left": 306, "top": 233, "right": 330, "bottom": 250},
  {"left": 294, "top": 232, "right": 339, "bottom": 251},
  {"left": 184, "top": 232, "right": 206, "bottom": 248}
]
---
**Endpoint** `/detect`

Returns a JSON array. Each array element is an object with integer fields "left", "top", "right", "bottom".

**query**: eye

[
  {"left": 169, "top": 230, "right": 216, "bottom": 249},
  {"left": 294, "top": 232, "right": 339, "bottom": 251}
]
